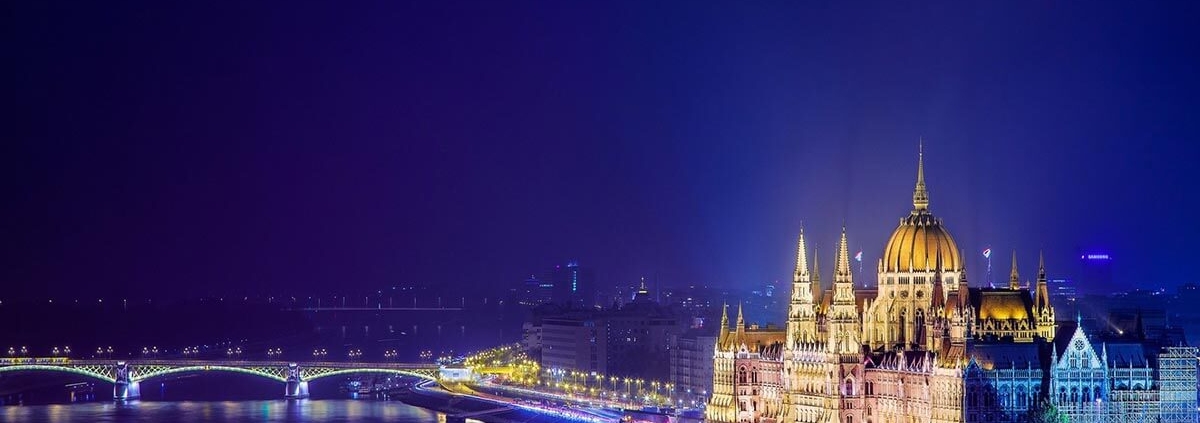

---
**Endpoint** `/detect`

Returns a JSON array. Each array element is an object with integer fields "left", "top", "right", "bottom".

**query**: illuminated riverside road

[{"left": 0, "top": 361, "right": 612, "bottom": 422}]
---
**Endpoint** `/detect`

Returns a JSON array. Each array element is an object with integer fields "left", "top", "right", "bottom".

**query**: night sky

[{"left": 7, "top": 2, "right": 1200, "bottom": 299}]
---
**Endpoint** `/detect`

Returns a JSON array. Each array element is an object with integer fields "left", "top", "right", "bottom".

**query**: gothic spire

[
  {"left": 958, "top": 252, "right": 970, "bottom": 309},
  {"left": 836, "top": 226, "right": 851, "bottom": 277},
  {"left": 735, "top": 303, "right": 745, "bottom": 339},
  {"left": 812, "top": 251, "right": 821, "bottom": 283},
  {"left": 1009, "top": 250, "right": 1020, "bottom": 290},
  {"left": 931, "top": 252, "right": 946, "bottom": 310},
  {"left": 913, "top": 139, "right": 929, "bottom": 211},
  {"left": 718, "top": 302, "right": 729, "bottom": 342},
  {"left": 1037, "top": 251, "right": 1047, "bottom": 282},
  {"left": 794, "top": 226, "right": 809, "bottom": 278},
  {"left": 1035, "top": 251, "right": 1049, "bottom": 306},
  {"left": 720, "top": 302, "right": 729, "bottom": 327}
]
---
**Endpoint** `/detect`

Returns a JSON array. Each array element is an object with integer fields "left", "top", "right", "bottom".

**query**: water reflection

[{"left": 2, "top": 399, "right": 440, "bottom": 423}]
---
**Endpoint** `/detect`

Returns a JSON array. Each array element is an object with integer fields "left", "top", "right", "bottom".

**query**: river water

[{"left": 0, "top": 399, "right": 445, "bottom": 423}]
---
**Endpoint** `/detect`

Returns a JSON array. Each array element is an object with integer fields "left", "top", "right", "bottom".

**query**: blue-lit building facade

[{"left": 707, "top": 151, "right": 1198, "bottom": 423}]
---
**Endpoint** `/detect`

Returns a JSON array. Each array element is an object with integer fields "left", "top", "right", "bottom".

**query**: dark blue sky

[{"left": 6, "top": 2, "right": 1199, "bottom": 299}]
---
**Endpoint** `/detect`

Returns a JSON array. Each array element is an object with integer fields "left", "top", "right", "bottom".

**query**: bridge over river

[{"left": 0, "top": 357, "right": 485, "bottom": 400}]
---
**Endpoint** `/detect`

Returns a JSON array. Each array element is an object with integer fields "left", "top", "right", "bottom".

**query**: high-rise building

[
  {"left": 545, "top": 261, "right": 596, "bottom": 308},
  {"left": 706, "top": 148, "right": 1197, "bottom": 423},
  {"left": 517, "top": 261, "right": 597, "bottom": 307},
  {"left": 516, "top": 275, "right": 555, "bottom": 306}
]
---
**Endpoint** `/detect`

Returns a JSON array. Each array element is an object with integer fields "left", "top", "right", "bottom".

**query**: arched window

[
  {"left": 1016, "top": 386, "right": 1027, "bottom": 408},
  {"left": 1058, "top": 387, "right": 1066, "bottom": 404},
  {"left": 898, "top": 309, "right": 908, "bottom": 344},
  {"left": 1094, "top": 386, "right": 1103, "bottom": 402},
  {"left": 1070, "top": 387, "right": 1078, "bottom": 403},
  {"left": 738, "top": 367, "right": 747, "bottom": 384},
  {"left": 751, "top": 367, "right": 758, "bottom": 384}
]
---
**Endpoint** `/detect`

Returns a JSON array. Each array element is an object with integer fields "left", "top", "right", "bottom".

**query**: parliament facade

[{"left": 706, "top": 150, "right": 1198, "bottom": 423}]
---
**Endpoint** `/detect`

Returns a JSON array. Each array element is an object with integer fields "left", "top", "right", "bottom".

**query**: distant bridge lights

[
  {"left": 226, "top": 347, "right": 242, "bottom": 357},
  {"left": 267, "top": 348, "right": 282, "bottom": 358},
  {"left": 312, "top": 348, "right": 327, "bottom": 359},
  {"left": 142, "top": 346, "right": 159, "bottom": 358},
  {"left": 383, "top": 349, "right": 398, "bottom": 360},
  {"left": 347, "top": 349, "right": 363, "bottom": 361}
]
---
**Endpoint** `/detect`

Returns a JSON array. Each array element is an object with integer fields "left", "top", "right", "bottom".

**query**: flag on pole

[
  {"left": 855, "top": 251, "right": 863, "bottom": 262},
  {"left": 982, "top": 248, "right": 992, "bottom": 259}
]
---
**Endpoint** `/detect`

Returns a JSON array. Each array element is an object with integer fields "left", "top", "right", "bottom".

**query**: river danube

[{"left": 0, "top": 399, "right": 444, "bottom": 423}]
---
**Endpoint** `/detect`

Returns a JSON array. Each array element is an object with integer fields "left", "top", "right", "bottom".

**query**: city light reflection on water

[{"left": 0, "top": 399, "right": 440, "bottom": 423}]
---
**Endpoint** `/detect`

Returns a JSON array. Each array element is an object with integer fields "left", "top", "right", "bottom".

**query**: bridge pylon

[
  {"left": 114, "top": 362, "right": 140, "bottom": 401},
  {"left": 285, "top": 363, "right": 309, "bottom": 398}
]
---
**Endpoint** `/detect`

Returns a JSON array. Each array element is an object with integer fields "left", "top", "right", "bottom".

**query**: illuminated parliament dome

[{"left": 880, "top": 147, "right": 961, "bottom": 273}]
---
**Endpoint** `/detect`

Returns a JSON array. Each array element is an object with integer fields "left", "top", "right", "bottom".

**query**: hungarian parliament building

[{"left": 706, "top": 150, "right": 1198, "bottom": 423}]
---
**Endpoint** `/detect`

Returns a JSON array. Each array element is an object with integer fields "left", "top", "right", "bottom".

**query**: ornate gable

[{"left": 1054, "top": 325, "right": 1103, "bottom": 370}]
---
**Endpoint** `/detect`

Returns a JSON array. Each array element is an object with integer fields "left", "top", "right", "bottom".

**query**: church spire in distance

[{"left": 913, "top": 138, "right": 929, "bottom": 211}]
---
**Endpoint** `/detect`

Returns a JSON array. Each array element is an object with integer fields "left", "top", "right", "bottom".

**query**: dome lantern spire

[
  {"left": 913, "top": 139, "right": 929, "bottom": 211},
  {"left": 1009, "top": 250, "right": 1021, "bottom": 290}
]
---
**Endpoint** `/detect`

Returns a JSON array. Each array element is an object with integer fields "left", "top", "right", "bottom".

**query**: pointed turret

[
  {"left": 719, "top": 303, "right": 729, "bottom": 329},
  {"left": 794, "top": 227, "right": 809, "bottom": 279},
  {"left": 735, "top": 303, "right": 745, "bottom": 343},
  {"left": 827, "top": 226, "right": 860, "bottom": 354},
  {"left": 1035, "top": 251, "right": 1052, "bottom": 312},
  {"left": 913, "top": 139, "right": 929, "bottom": 211},
  {"left": 1037, "top": 251, "right": 1046, "bottom": 281},
  {"left": 811, "top": 251, "right": 822, "bottom": 304},
  {"left": 718, "top": 303, "right": 729, "bottom": 348},
  {"left": 788, "top": 227, "right": 818, "bottom": 346},
  {"left": 931, "top": 261, "right": 946, "bottom": 310},
  {"left": 836, "top": 226, "right": 852, "bottom": 278},
  {"left": 958, "top": 261, "right": 970, "bottom": 310},
  {"left": 1009, "top": 250, "right": 1020, "bottom": 290}
]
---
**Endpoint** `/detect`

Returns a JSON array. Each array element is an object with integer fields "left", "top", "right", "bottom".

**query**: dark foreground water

[{"left": 0, "top": 399, "right": 444, "bottom": 423}]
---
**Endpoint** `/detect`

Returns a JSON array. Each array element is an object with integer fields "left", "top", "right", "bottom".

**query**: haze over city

[
  {"left": 5, "top": 2, "right": 1200, "bottom": 423},
  {"left": 8, "top": 2, "right": 1200, "bottom": 301}
]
